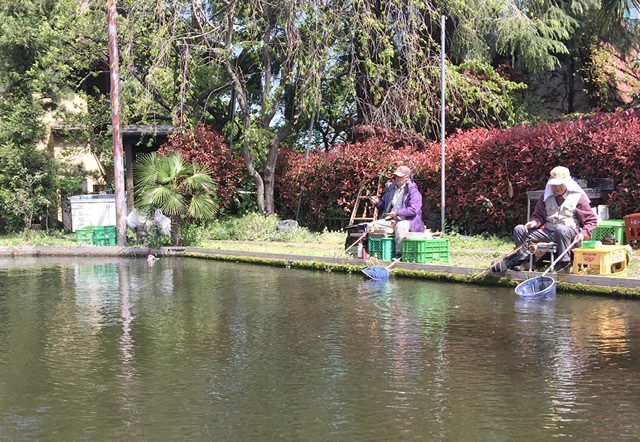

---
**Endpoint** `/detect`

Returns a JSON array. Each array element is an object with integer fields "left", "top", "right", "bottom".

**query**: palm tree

[
  {"left": 598, "top": 0, "right": 640, "bottom": 33},
  {"left": 134, "top": 152, "right": 219, "bottom": 246}
]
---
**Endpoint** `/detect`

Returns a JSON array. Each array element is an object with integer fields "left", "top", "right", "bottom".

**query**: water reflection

[
  {"left": 356, "top": 279, "right": 452, "bottom": 433},
  {"left": 357, "top": 279, "right": 395, "bottom": 311},
  {"left": 592, "top": 307, "right": 630, "bottom": 357},
  {"left": 2, "top": 258, "right": 640, "bottom": 439},
  {"left": 514, "top": 297, "right": 556, "bottom": 317}
]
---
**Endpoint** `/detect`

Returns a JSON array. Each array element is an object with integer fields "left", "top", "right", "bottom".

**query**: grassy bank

[
  {"left": 2, "top": 220, "right": 637, "bottom": 278},
  {"left": 196, "top": 234, "right": 515, "bottom": 268}
]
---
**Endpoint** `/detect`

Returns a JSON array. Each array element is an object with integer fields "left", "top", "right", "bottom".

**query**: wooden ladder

[{"left": 349, "top": 189, "right": 378, "bottom": 226}]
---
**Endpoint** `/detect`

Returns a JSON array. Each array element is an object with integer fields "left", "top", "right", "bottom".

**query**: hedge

[{"left": 276, "top": 109, "right": 640, "bottom": 234}]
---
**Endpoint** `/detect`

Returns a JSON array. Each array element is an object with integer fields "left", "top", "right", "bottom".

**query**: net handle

[{"left": 540, "top": 236, "right": 580, "bottom": 277}]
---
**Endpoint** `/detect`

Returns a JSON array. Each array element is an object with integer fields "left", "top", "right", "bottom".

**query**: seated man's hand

[
  {"left": 575, "top": 232, "right": 585, "bottom": 243},
  {"left": 524, "top": 221, "right": 538, "bottom": 229},
  {"left": 386, "top": 211, "right": 397, "bottom": 220},
  {"left": 370, "top": 196, "right": 379, "bottom": 205}
]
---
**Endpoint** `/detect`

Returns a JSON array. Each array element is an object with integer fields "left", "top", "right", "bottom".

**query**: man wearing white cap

[
  {"left": 369, "top": 165, "right": 425, "bottom": 259},
  {"left": 511, "top": 166, "right": 597, "bottom": 272}
]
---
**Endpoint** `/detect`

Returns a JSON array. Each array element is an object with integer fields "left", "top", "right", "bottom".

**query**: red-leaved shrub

[
  {"left": 277, "top": 109, "right": 640, "bottom": 234},
  {"left": 157, "top": 123, "right": 244, "bottom": 208},
  {"left": 276, "top": 138, "right": 441, "bottom": 228}
]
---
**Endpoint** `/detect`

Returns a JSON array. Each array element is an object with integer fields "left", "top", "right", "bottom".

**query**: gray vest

[
  {"left": 544, "top": 191, "right": 581, "bottom": 230},
  {"left": 382, "top": 183, "right": 408, "bottom": 219}
]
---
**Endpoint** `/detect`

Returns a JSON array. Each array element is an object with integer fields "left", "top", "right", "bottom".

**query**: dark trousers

[{"left": 512, "top": 224, "right": 579, "bottom": 264}]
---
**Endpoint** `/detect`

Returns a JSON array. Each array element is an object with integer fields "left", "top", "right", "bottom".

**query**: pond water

[{"left": 1, "top": 257, "right": 640, "bottom": 440}]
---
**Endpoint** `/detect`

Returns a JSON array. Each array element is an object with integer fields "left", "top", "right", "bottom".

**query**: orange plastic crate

[{"left": 624, "top": 213, "right": 640, "bottom": 244}]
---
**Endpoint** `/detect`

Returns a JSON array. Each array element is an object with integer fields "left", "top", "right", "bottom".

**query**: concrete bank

[{"left": 1, "top": 245, "right": 638, "bottom": 298}]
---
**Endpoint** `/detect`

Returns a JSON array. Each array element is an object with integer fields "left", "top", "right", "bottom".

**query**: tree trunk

[
  {"left": 239, "top": 125, "right": 268, "bottom": 213},
  {"left": 566, "top": 58, "right": 575, "bottom": 114},
  {"left": 170, "top": 215, "right": 182, "bottom": 246},
  {"left": 254, "top": 173, "right": 267, "bottom": 214}
]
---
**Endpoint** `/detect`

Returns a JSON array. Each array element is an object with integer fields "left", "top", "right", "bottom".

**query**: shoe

[
  {"left": 393, "top": 253, "right": 402, "bottom": 260},
  {"left": 506, "top": 259, "right": 524, "bottom": 271},
  {"left": 556, "top": 262, "right": 572, "bottom": 274},
  {"left": 512, "top": 262, "right": 535, "bottom": 272}
]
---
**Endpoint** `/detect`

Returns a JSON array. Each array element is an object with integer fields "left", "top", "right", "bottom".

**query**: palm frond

[
  {"left": 133, "top": 151, "right": 218, "bottom": 222},
  {"left": 134, "top": 153, "right": 161, "bottom": 189},
  {"left": 188, "top": 194, "right": 219, "bottom": 219},
  {"left": 183, "top": 172, "right": 216, "bottom": 193}
]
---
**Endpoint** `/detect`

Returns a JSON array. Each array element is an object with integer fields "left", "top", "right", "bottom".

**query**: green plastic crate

[
  {"left": 75, "top": 226, "right": 101, "bottom": 245},
  {"left": 76, "top": 226, "right": 102, "bottom": 245},
  {"left": 92, "top": 225, "right": 116, "bottom": 246},
  {"left": 402, "top": 238, "right": 450, "bottom": 263},
  {"left": 368, "top": 237, "right": 395, "bottom": 260},
  {"left": 75, "top": 225, "right": 116, "bottom": 246},
  {"left": 592, "top": 219, "right": 625, "bottom": 244}
]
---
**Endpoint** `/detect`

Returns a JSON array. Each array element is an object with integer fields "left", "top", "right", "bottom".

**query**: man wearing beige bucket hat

[
  {"left": 369, "top": 165, "right": 425, "bottom": 259},
  {"left": 510, "top": 166, "right": 597, "bottom": 272}
]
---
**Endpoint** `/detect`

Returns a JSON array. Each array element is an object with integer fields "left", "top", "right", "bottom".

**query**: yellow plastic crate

[{"left": 572, "top": 245, "right": 627, "bottom": 275}]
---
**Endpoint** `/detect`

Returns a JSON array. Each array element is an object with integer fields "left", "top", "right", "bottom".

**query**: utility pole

[
  {"left": 107, "top": 0, "right": 127, "bottom": 245},
  {"left": 440, "top": 14, "right": 446, "bottom": 234}
]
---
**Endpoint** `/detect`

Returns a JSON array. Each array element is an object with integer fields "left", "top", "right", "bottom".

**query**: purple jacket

[{"left": 376, "top": 180, "right": 425, "bottom": 232}]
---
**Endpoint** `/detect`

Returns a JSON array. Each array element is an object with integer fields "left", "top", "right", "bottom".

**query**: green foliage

[
  {"left": 57, "top": 163, "right": 94, "bottom": 197},
  {"left": 597, "top": 0, "right": 640, "bottom": 35},
  {"left": 0, "top": 229, "right": 72, "bottom": 246},
  {"left": 0, "top": 0, "right": 98, "bottom": 231},
  {"left": 206, "top": 213, "right": 344, "bottom": 243},
  {"left": 143, "top": 227, "right": 170, "bottom": 249},
  {"left": 207, "top": 213, "right": 285, "bottom": 241},
  {"left": 58, "top": 93, "right": 114, "bottom": 171},
  {"left": 179, "top": 222, "right": 208, "bottom": 247},
  {"left": 495, "top": 5, "right": 577, "bottom": 72},
  {"left": 582, "top": 44, "right": 616, "bottom": 110},
  {"left": 231, "top": 181, "right": 259, "bottom": 215},
  {"left": 446, "top": 60, "right": 529, "bottom": 129},
  {"left": 135, "top": 152, "right": 219, "bottom": 219},
  {"left": 0, "top": 143, "right": 58, "bottom": 230},
  {"left": 135, "top": 151, "right": 219, "bottom": 245},
  {"left": 0, "top": 95, "right": 46, "bottom": 146}
]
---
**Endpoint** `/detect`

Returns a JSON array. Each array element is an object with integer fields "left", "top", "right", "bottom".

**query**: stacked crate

[{"left": 75, "top": 226, "right": 97, "bottom": 245}]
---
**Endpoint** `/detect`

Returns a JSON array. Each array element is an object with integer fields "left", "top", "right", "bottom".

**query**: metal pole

[
  {"left": 108, "top": 0, "right": 127, "bottom": 245},
  {"left": 440, "top": 15, "right": 446, "bottom": 234}
]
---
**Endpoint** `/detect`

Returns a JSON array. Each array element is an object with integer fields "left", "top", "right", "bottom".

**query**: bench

[{"left": 525, "top": 178, "right": 613, "bottom": 219}]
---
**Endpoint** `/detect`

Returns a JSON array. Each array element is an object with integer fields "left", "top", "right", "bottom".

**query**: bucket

[{"left": 515, "top": 276, "right": 556, "bottom": 300}]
